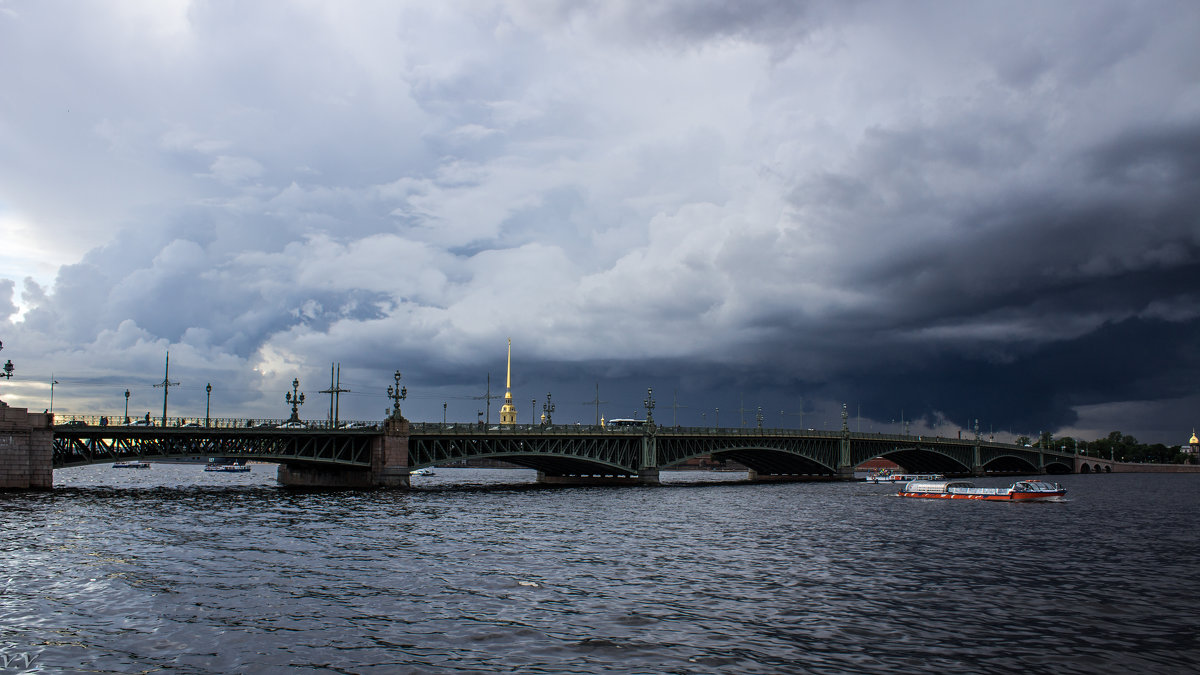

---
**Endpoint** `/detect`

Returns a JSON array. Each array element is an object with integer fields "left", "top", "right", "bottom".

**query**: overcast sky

[{"left": 2, "top": 1, "right": 1198, "bottom": 444}]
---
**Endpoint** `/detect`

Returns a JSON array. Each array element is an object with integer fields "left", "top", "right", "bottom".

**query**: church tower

[{"left": 499, "top": 338, "right": 517, "bottom": 425}]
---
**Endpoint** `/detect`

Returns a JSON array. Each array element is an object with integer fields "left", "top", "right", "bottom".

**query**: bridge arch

[
  {"left": 657, "top": 434, "right": 839, "bottom": 476},
  {"left": 866, "top": 446, "right": 972, "bottom": 475},
  {"left": 704, "top": 445, "right": 835, "bottom": 475},
  {"left": 979, "top": 453, "right": 1040, "bottom": 474}
]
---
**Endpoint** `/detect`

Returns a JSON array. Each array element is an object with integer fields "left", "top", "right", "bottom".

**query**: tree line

[{"left": 1012, "top": 431, "right": 1194, "bottom": 464}]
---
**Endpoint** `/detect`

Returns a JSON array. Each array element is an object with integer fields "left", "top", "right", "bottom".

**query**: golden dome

[{"left": 1191, "top": 431, "right": 1199, "bottom": 445}]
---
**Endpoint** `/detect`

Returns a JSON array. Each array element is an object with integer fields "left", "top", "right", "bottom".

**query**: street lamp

[
  {"left": 0, "top": 341, "right": 11, "bottom": 395},
  {"left": 643, "top": 387, "right": 655, "bottom": 426},
  {"left": 715, "top": 407, "right": 719, "bottom": 428},
  {"left": 124, "top": 389, "right": 130, "bottom": 424},
  {"left": 50, "top": 376, "right": 59, "bottom": 414},
  {"left": 443, "top": 401, "right": 447, "bottom": 427},
  {"left": 205, "top": 383, "right": 212, "bottom": 427},
  {"left": 286, "top": 378, "right": 305, "bottom": 422},
  {"left": 531, "top": 399, "right": 536, "bottom": 425},
  {"left": 542, "top": 392, "right": 555, "bottom": 425},
  {"left": 386, "top": 370, "right": 406, "bottom": 419}
]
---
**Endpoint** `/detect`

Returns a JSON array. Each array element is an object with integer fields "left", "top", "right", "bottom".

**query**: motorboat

[
  {"left": 898, "top": 479, "right": 1066, "bottom": 501},
  {"left": 411, "top": 467, "right": 435, "bottom": 476},
  {"left": 865, "top": 470, "right": 944, "bottom": 483},
  {"left": 112, "top": 461, "right": 151, "bottom": 469},
  {"left": 204, "top": 460, "right": 251, "bottom": 473}
]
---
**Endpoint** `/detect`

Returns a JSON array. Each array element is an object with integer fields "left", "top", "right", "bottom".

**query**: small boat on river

[
  {"left": 411, "top": 467, "right": 435, "bottom": 476},
  {"left": 204, "top": 459, "right": 251, "bottom": 473},
  {"left": 112, "top": 461, "right": 151, "bottom": 469},
  {"left": 898, "top": 479, "right": 1066, "bottom": 501},
  {"left": 866, "top": 470, "right": 944, "bottom": 483}
]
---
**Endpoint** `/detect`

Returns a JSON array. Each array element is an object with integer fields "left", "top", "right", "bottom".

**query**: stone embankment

[{"left": 0, "top": 400, "right": 53, "bottom": 489}]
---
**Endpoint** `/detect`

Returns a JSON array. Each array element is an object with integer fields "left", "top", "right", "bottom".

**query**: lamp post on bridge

[
  {"left": 0, "top": 339, "right": 14, "bottom": 395},
  {"left": 386, "top": 370, "right": 406, "bottom": 420},
  {"left": 49, "top": 376, "right": 58, "bottom": 414},
  {"left": 541, "top": 392, "right": 554, "bottom": 426},
  {"left": 443, "top": 402, "right": 447, "bottom": 427},
  {"left": 756, "top": 407, "right": 763, "bottom": 430},
  {"left": 124, "top": 389, "right": 130, "bottom": 424},
  {"left": 205, "top": 383, "right": 212, "bottom": 427},
  {"left": 286, "top": 378, "right": 305, "bottom": 422},
  {"left": 531, "top": 399, "right": 536, "bottom": 425},
  {"left": 643, "top": 387, "right": 655, "bottom": 427}
]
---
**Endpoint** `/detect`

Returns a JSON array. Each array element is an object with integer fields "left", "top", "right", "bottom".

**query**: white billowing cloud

[{"left": 1, "top": 1, "right": 1197, "bottom": 439}]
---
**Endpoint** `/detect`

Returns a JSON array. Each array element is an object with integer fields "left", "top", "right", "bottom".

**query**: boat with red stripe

[{"left": 898, "top": 479, "right": 1066, "bottom": 501}]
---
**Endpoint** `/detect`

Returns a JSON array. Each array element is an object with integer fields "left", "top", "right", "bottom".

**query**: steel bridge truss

[
  {"left": 409, "top": 430, "right": 644, "bottom": 476},
  {"left": 849, "top": 436, "right": 1074, "bottom": 475},
  {"left": 52, "top": 428, "right": 375, "bottom": 469},
  {"left": 657, "top": 432, "right": 841, "bottom": 475}
]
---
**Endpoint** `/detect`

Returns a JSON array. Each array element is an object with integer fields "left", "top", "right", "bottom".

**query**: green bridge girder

[
  {"left": 50, "top": 423, "right": 1075, "bottom": 478},
  {"left": 408, "top": 428, "right": 643, "bottom": 476},
  {"left": 52, "top": 427, "right": 375, "bottom": 469}
]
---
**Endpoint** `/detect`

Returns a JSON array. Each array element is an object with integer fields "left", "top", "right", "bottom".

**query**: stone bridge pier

[
  {"left": 277, "top": 417, "right": 412, "bottom": 488},
  {"left": 0, "top": 401, "right": 54, "bottom": 490}
]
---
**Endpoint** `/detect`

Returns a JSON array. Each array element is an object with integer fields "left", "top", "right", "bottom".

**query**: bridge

[{"left": 2, "top": 399, "right": 1077, "bottom": 489}]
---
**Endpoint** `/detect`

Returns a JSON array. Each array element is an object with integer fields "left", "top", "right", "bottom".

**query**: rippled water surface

[{"left": 2, "top": 467, "right": 1198, "bottom": 673}]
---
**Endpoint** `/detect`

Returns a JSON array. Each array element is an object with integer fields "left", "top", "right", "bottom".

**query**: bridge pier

[
  {"left": 0, "top": 398, "right": 54, "bottom": 487},
  {"left": 0, "top": 401, "right": 54, "bottom": 490},
  {"left": 277, "top": 417, "right": 411, "bottom": 488}
]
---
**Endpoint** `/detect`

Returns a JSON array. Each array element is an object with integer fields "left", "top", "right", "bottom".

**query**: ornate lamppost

[
  {"left": 124, "top": 389, "right": 130, "bottom": 424},
  {"left": 531, "top": 399, "right": 536, "bottom": 425},
  {"left": 286, "top": 378, "right": 305, "bottom": 422},
  {"left": 205, "top": 383, "right": 212, "bottom": 427},
  {"left": 541, "top": 392, "right": 555, "bottom": 425},
  {"left": 386, "top": 370, "right": 406, "bottom": 419},
  {"left": 756, "top": 406, "right": 763, "bottom": 430},
  {"left": 643, "top": 387, "right": 655, "bottom": 427},
  {"left": 0, "top": 339, "right": 14, "bottom": 396},
  {"left": 49, "top": 376, "right": 58, "bottom": 414}
]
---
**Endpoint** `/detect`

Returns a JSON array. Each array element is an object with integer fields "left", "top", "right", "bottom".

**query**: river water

[{"left": 1, "top": 467, "right": 1197, "bottom": 673}]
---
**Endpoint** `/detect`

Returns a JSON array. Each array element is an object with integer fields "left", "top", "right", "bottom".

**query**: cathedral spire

[{"left": 499, "top": 337, "right": 517, "bottom": 425}]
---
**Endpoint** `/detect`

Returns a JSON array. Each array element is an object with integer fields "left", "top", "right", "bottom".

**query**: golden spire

[{"left": 499, "top": 337, "right": 517, "bottom": 425}]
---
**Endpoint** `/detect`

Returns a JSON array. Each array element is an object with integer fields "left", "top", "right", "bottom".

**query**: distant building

[{"left": 1185, "top": 431, "right": 1199, "bottom": 460}]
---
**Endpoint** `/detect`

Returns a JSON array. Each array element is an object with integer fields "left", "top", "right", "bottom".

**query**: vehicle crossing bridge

[{"left": 24, "top": 410, "right": 1075, "bottom": 488}]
